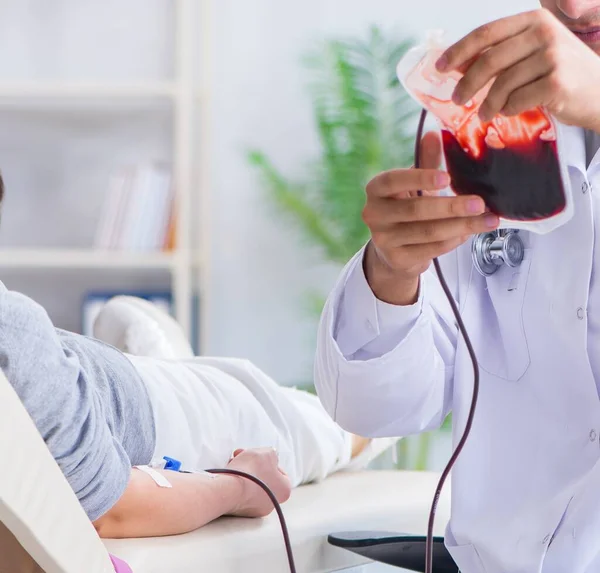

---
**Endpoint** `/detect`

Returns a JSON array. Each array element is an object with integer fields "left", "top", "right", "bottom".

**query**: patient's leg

[
  {"left": 131, "top": 353, "right": 398, "bottom": 486},
  {"left": 96, "top": 297, "right": 399, "bottom": 484},
  {"left": 351, "top": 435, "right": 372, "bottom": 457}
]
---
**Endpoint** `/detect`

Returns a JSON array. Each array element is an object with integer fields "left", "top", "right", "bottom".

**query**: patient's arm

[
  {"left": 93, "top": 469, "right": 243, "bottom": 538},
  {"left": 93, "top": 447, "right": 291, "bottom": 539}
]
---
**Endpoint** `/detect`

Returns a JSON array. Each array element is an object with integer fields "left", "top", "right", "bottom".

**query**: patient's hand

[
  {"left": 227, "top": 448, "right": 292, "bottom": 518},
  {"left": 93, "top": 447, "right": 292, "bottom": 539}
]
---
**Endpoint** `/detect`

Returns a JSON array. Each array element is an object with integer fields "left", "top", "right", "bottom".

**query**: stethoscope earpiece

[{"left": 472, "top": 229, "right": 525, "bottom": 277}]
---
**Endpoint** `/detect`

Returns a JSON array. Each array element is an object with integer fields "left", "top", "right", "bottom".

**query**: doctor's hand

[
  {"left": 226, "top": 448, "right": 292, "bottom": 518},
  {"left": 363, "top": 132, "right": 499, "bottom": 306},
  {"left": 439, "top": 9, "right": 600, "bottom": 130}
]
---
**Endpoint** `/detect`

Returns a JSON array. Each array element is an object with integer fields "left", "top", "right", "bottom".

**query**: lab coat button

[
  {"left": 543, "top": 534, "right": 551, "bottom": 545},
  {"left": 590, "top": 429, "right": 597, "bottom": 442},
  {"left": 577, "top": 307, "right": 585, "bottom": 320},
  {"left": 582, "top": 181, "right": 589, "bottom": 194}
]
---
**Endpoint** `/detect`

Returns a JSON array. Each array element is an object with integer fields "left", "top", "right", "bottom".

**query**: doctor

[{"left": 315, "top": 3, "right": 600, "bottom": 573}]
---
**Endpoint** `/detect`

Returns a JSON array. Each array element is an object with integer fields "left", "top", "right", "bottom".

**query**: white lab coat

[{"left": 315, "top": 124, "right": 600, "bottom": 573}]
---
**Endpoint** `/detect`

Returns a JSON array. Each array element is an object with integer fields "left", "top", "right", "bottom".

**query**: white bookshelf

[
  {"left": 0, "top": 82, "right": 178, "bottom": 99},
  {"left": 0, "top": 249, "right": 178, "bottom": 270},
  {"left": 0, "top": 0, "right": 210, "bottom": 351}
]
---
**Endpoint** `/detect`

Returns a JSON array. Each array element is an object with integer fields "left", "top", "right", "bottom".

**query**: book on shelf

[{"left": 94, "top": 163, "right": 176, "bottom": 252}]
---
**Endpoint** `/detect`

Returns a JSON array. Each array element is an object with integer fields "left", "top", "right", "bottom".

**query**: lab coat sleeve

[{"left": 314, "top": 245, "right": 458, "bottom": 438}]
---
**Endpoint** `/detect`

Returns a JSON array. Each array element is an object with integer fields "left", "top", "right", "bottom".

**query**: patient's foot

[
  {"left": 93, "top": 296, "right": 195, "bottom": 360},
  {"left": 351, "top": 435, "right": 372, "bottom": 458},
  {"left": 343, "top": 435, "right": 401, "bottom": 471}
]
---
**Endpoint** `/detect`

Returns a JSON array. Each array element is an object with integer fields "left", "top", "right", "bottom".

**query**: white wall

[
  {"left": 207, "top": 0, "right": 536, "bottom": 384},
  {"left": 0, "top": 0, "right": 537, "bottom": 386}
]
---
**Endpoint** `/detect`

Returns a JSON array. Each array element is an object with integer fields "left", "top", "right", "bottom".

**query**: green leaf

[
  {"left": 248, "top": 26, "right": 419, "bottom": 294},
  {"left": 440, "top": 413, "right": 453, "bottom": 432},
  {"left": 303, "top": 289, "right": 327, "bottom": 318},
  {"left": 248, "top": 150, "right": 350, "bottom": 263},
  {"left": 414, "top": 432, "right": 432, "bottom": 472}
]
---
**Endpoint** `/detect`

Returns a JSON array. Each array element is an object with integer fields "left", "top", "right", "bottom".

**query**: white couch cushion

[{"left": 105, "top": 470, "right": 450, "bottom": 573}]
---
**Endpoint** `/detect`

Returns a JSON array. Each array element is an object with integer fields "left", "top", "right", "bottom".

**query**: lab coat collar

[{"left": 557, "top": 122, "right": 587, "bottom": 175}]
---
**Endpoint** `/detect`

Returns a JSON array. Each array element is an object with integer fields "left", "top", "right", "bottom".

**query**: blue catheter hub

[{"left": 163, "top": 456, "right": 182, "bottom": 472}]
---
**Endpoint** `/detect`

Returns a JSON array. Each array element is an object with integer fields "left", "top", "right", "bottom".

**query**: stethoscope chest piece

[{"left": 472, "top": 229, "right": 525, "bottom": 277}]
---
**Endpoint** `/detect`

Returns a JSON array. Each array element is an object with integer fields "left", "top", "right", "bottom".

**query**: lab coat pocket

[
  {"left": 446, "top": 542, "right": 487, "bottom": 573},
  {"left": 462, "top": 249, "right": 532, "bottom": 382}
]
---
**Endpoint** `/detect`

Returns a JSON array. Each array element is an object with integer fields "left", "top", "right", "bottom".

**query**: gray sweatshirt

[{"left": 0, "top": 282, "right": 155, "bottom": 521}]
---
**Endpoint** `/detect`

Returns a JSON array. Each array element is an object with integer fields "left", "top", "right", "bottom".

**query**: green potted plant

[
  {"left": 249, "top": 26, "right": 416, "bottom": 310},
  {"left": 249, "top": 26, "right": 451, "bottom": 471}
]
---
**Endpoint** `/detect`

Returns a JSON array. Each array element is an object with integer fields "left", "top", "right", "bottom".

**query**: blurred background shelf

[
  {"left": 0, "top": 82, "right": 179, "bottom": 99},
  {"left": 0, "top": 83, "right": 207, "bottom": 112},
  {"left": 0, "top": 0, "right": 209, "bottom": 352},
  {"left": 0, "top": 249, "right": 190, "bottom": 270}
]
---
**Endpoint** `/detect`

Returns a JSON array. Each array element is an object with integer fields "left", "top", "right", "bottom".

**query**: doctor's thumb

[{"left": 419, "top": 131, "right": 443, "bottom": 171}]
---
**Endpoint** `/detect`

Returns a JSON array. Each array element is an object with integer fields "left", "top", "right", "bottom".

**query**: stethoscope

[{"left": 471, "top": 228, "right": 525, "bottom": 277}]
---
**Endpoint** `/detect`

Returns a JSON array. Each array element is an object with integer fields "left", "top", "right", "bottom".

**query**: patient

[{"left": 0, "top": 177, "right": 396, "bottom": 539}]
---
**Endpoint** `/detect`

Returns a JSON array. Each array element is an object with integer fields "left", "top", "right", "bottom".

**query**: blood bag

[{"left": 396, "top": 31, "right": 574, "bottom": 234}]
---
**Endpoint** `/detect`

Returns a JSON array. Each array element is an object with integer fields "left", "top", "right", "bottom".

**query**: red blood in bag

[
  {"left": 439, "top": 108, "right": 567, "bottom": 221},
  {"left": 442, "top": 131, "right": 566, "bottom": 221},
  {"left": 405, "top": 52, "right": 568, "bottom": 221}
]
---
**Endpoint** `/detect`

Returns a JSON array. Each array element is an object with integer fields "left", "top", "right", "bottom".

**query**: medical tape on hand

[{"left": 134, "top": 465, "right": 173, "bottom": 488}]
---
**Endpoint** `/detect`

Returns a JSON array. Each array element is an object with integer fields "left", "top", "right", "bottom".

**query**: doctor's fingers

[
  {"left": 366, "top": 168, "right": 450, "bottom": 198},
  {"left": 438, "top": 10, "right": 535, "bottom": 74},
  {"left": 419, "top": 131, "right": 443, "bottom": 169},
  {"left": 364, "top": 194, "right": 487, "bottom": 229},
  {"left": 375, "top": 213, "right": 499, "bottom": 248},
  {"left": 384, "top": 236, "right": 470, "bottom": 271},
  {"left": 478, "top": 49, "right": 554, "bottom": 121},
  {"left": 451, "top": 28, "right": 541, "bottom": 108}
]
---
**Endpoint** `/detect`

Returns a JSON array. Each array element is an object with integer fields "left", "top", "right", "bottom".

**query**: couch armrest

[{"left": 0, "top": 368, "right": 115, "bottom": 573}]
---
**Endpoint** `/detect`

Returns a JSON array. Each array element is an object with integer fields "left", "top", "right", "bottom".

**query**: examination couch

[{"left": 0, "top": 368, "right": 450, "bottom": 573}]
